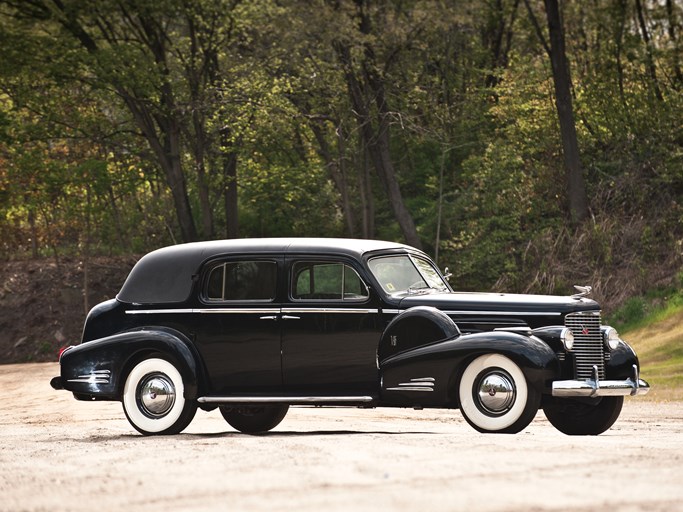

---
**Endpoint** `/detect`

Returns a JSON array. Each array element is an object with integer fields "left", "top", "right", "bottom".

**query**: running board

[{"left": 197, "top": 395, "right": 375, "bottom": 405}]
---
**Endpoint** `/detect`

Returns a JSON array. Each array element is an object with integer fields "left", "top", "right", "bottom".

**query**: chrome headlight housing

[
  {"left": 560, "top": 327, "right": 574, "bottom": 351},
  {"left": 601, "top": 326, "right": 620, "bottom": 351}
]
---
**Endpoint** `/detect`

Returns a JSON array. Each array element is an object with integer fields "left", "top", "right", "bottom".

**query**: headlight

[
  {"left": 602, "top": 326, "right": 620, "bottom": 350},
  {"left": 561, "top": 328, "right": 574, "bottom": 351}
]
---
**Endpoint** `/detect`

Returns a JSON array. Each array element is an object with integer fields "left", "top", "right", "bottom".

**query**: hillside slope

[
  {"left": 622, "top": 307, "right": 683, "bottom": 401},
  {"left": 0, "top": 257, "right": 135, "bottom": 364}
]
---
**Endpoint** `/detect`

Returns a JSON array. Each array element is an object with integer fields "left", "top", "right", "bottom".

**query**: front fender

[
  {"left": 379, "top": 306, "right": 460, "bottom": 362},
  {"left": 59, "top": 328, "right": 203, "bottom": 400},
  {"left": 380, "top": 331, "right": 559, "bottom": 407},
  {"left": 607, "top": 339, "right": 641, "bottom": 379}
]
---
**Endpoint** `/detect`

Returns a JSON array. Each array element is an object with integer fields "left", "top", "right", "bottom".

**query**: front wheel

[
  {"left": 458, "top": 354, "right": 540, "bottom": 434},
  {"left": 122, "top": 357, "right": 197, "bottom": 435},
  {"left": 543, "top": 396, "right": 623, "bottom": 435},
  {"left": 220, "top": 404, "right": 289, "bottom": 434}
]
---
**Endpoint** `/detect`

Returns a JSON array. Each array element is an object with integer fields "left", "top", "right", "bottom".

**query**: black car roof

[{"left": 117, "top": 238, "right": 421, "bottom": 304}]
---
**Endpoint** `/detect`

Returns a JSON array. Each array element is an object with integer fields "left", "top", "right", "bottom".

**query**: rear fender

[{"left": 59, "top": 328, "right": 204, "bottom": 400}]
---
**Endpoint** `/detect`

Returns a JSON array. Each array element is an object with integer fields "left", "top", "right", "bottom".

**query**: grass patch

[
  {"left": 607, "top": 278, "right": 683, "bottom": 333},
  {"left": 619, "top": 304, "right": 683, "bottom": 401},
  {"left": 606, "top": 274, "right": 683, "bottom": 399}
]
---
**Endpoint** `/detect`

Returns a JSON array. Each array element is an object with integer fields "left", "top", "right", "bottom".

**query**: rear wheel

[
  {"left": 543, "top": 396, "right": 623, "bottom": 435},
  {"left": 220, "top": 404, "right": 289, "bottom": 434},
  {"left": 458, "top": 354, "right": 540, "bottom": 434},
  {"left": 122, "top": 357, "right": 197, "bottom": 435}
]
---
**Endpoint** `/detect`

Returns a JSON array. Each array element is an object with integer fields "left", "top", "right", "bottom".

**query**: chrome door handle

[
  {"left": 282, "top": 315, "right": 300, "bottom": 320},
  {"left": 259, "top": 315, "right": 278, "bottom": 321}
]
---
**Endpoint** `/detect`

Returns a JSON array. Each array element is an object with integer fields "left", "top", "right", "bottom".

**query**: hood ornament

[{"left": 571, "top": 285, "right": 592, "bottom": 299}]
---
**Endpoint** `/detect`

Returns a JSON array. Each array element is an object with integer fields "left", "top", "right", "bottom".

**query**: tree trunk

[
  {"left": 309, "top": 122, "right": 356, "bottom": 236},
  {"left": 221, "top": 128, "right": 239, "bottom": 239},
  {"left": 484, "top": 0, "right": 521, "bottom": 88},
  {"left": 335, "top": 38, "right": 422, "bottom": 248},
  {"left": 50, "top": 2, "right": 199, "bottom": 243},
  {"left": 666, "top": 0, "right": 683, "bottom": 88},
  {"left": 159, "top": 116, "right": 199, "bottom": 243},
  {"left": 543, "top": 0, "right": 589, "bottom": 224},
  {"left": 363, "top": 118, "right": 422, "bottom": 248},
  {"left": 358, "top": 138, "right": 374, "bottom": 239},
  {"left": 192, "top": 116, "right": 215, "bottom": 239},
  {"left": 635, "top": 0, "right": 664, "bottom": 101}
]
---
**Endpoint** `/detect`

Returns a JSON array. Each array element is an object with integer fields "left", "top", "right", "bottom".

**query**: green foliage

[
  {"left": 608, "top": 273, "right": 683, "bottom": 333},
  {"left": 0, "top": 0, "right": 681, "bottom": 316}
]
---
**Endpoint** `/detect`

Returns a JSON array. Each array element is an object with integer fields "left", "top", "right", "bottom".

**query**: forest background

[{"left": 1, "top": 0, "right": 682, "bottom": 328}]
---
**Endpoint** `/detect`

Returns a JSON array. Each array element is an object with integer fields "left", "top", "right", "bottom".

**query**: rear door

[
  {"left": 194, "top": 257, "right": 283, "bottom": 394},
  {"left": 281, "top": 258, "right": 382, "bottom": 394}
]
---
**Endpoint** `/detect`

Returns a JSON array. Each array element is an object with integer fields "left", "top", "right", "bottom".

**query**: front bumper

[
  {"left": 552, "top": 364, "right": 650, "bottom": 398},
  {"left": 50, "top": 376, "right": 63, "bottom": 390}
]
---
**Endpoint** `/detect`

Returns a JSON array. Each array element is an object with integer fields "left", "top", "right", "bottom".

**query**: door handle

[
  {"left": 259, "top": 315, "right": 278, "bottom": 321},
  {"left": 282, "top": 315, "right": 300, "bottom": 320}
]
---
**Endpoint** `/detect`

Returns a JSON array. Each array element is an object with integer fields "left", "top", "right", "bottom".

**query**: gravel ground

[{"left": 1, "top": 362, "right": 682, "bottom": 512}]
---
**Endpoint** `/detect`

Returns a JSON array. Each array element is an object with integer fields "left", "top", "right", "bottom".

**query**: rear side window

[
  {"left": 292, "top": 261, "right": 368, "bottom": 301},
  {"left": 205, "top": 261, "right": 277, "bottom": 301}
]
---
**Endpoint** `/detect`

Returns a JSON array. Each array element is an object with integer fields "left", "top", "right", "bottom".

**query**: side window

[
  {"left": 292, "top": 261, "right": 369, "bottom": 301},
  {"left": 205, "top": 260, "right": 277, "bottom": 301}
]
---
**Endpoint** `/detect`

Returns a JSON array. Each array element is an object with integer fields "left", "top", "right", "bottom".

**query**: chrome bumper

[{"left": 552, "top": 364, "right": 650, "bottom": 398}]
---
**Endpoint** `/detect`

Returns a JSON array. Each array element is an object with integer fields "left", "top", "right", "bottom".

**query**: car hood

[{"left": 399, "top": 291, "right": 599, "bottom": 314}]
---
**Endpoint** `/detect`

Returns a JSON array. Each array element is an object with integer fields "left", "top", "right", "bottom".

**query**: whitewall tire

[
  {"left": 458, "top": 353, "right": 540, "bottom": 434},
  {"left": 122, "top": 357, "right": 197, "bottom": 435}
]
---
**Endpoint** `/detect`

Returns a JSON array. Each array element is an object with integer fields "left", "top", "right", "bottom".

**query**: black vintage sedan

[{"left": 51, "top": 238, "right": 649, "bottom": 436}]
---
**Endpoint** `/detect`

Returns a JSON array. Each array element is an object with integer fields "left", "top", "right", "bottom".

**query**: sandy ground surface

[{"left": 1, "top": 363, "right": 682, "bottom": 512}]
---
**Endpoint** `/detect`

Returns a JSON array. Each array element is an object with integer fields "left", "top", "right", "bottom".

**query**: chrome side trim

[
  {"left": 382, "top": 309, "right": 561, "bottom": 316},
  {"left": 197, "top": 308, "right": 280, "bottom": 314},
  {"left": 126, "top": 308, "right": 280, "bottom": 315},
  {"left": 67, "top": 370, "right": 111, "bottom": 385},
  {"left": 442, "top": 310, "right": 562, "bottom": 316},
  {"left": 282, "top": 308, "right": 379, "bottom": 314},
  {"left": 126, "top": 309, "right": 197, "bottom": 315},
  {"left": 126, "top": 307, "right": 379, "bottom": 315},
  {"left": 552, "top": 364, "right": 650, "bottom": 398},
  {"left": 493, "top": 327, "right": 533, "bottom": 335},
  {"left": 385, "top": 377, "right": 435, "bottom": 392},
  {"left": 197, "top": 395, "right": 375, "bottom": 404}
]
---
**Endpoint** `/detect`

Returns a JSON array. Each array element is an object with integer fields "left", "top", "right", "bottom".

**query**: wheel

[
  {"left": 122, "top": 357, "right": 197, "bottom": 435},
  {"left": 220, "top": 404, "right": 289, "bottom": 434},
  {"left": 543, "top": 396, "right": 624, "bottom": 435},
  {"left": 458, "top": 353, "right": 540, "bottom": 434}
]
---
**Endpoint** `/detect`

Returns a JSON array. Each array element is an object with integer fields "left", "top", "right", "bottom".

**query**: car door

[
  {"left": 193, "top": 257, "right": 283, "bottom": 395},
  {"left": 281, "top": 258, "right": 383, "bottom": 395}
]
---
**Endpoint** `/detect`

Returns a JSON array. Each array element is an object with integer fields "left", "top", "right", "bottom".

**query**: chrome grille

[{"left": 565, "top": 312, "right": 604, "bottom": 380}]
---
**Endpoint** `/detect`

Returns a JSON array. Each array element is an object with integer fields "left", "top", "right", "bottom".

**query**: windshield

[{"left": 367, "top": 255, "right": 450, "bottom": 296}]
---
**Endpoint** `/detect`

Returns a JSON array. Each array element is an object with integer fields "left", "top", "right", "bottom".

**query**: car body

[{"left": 51, "top": 238, "right": 649, "bottom": 435}]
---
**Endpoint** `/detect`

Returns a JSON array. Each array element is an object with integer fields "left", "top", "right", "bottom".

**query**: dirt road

[{"left": 1, "top": 363, "right": 682, "bottom": 512}]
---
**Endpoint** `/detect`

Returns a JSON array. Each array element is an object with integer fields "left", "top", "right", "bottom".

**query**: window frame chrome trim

[{"left": 290, "top": 259, "right": 371, "bottom": 303}]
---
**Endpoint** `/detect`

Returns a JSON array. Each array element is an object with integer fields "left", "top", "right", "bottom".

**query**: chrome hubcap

[
  {"left": 476, "top": 371, "right": 516, "bottom": 415},
  {"left": 137, "top": 373, "right": 176, "bottom": 418}
]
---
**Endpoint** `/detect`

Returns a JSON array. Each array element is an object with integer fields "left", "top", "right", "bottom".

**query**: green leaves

[{"left": 0, "top": 0, "right": 680, "bottom": 307}]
